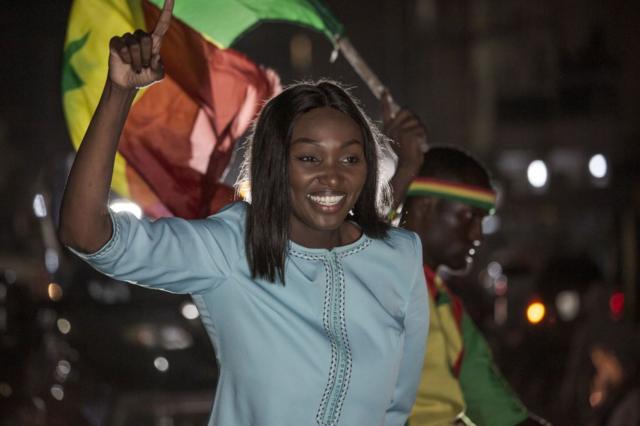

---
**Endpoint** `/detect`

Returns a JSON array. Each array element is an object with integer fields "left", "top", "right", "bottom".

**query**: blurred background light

[
  {"left": 290, "top": 33, "right": 312, "bottom": 72},
  {"left": 45, "top": 248, "right": 59, "bottom": 274},
  {"left": 160, "top": 326, "right": 193, "bottom": 350},
  {"left": 494, "top": 275, "right": 508, "bottom": 296},
  {"left": 590, "top": 390, "right": 604, "bottom": 408},
  {"left": 56, "top": 318, "right": 71, "bottom": 335},
  {"left": 494, "top": 297, "right": 508, "bottom": 326},
  {"left": 487, "top": 261, "right": 503, "bottom": 279},
  {"left": 482, "top": 215, "right": 501, "bottom": 235},
  {"left": 181, "top": 302, "right": 200, "bottom": 320},
  {"left": 609, "top": 291, "right": 624, "bottom": 319},
  {"left": 126, "top": 324, "right": 193, "bottom": 350},
  {"left": 588, "top": 153, "right": 607, "bottom": 179},
  {"left": 48, "top": 282, "right": 63, "bottom": 301},
  {"left": 527, "top": 160, "right": 548, "bottom": 188},
  {"left": 33, "top": 193, "right": 47, "bottom": 218},
  {"left": 109, "top": 200, "right": 142, "bottom": 219},
  {"left": 555, "top": 290, "right": 580, "bottom": 321},
  {"left": 55, "top": 360, "right": 71, "bottom": 382},
  {"left": 50, "top": 384, "right": 64, "bottom": 401},
  {"left": 87, "top": 279, "right": 131, "bottom": 304},
  {"left": 0, "top": 382, "right": 12, "bottom": 398},
  {"left": 526, "top": 301, "right": 546, "bottom": 324},
  {"left": 154, "top": 356, "right": 169, "bottom": 373}
]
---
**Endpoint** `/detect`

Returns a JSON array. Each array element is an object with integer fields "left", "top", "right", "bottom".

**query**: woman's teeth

[{"left": 307, "top": 194, "right": 345, "bottom": 206}]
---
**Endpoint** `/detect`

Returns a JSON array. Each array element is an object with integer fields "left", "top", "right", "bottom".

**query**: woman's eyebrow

[
  {"left": 341, "top": 139, "right": 363, "bottom": 147},
  {"left": 290, "top": 137, "right": 363, "bottom": 147}
]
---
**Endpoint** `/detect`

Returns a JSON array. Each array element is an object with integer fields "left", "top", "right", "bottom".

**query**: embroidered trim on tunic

[{"left": 289, "top": 238, "right": 370, "bottom": 426}]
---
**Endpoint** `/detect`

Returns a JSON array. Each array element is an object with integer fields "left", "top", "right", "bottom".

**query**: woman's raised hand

[{"left": 108, "top": 0, "right": 174, "bottom": 89}]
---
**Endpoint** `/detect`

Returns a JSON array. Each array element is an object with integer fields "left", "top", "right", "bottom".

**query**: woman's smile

[{"left": 306, "top": 191, "right": 347, "bottom": 211}]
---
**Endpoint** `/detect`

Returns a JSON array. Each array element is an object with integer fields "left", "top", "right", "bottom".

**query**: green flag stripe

[
  {"left": 305, "top": 0, "right": 344, "bottom": 36},
  {"left": 61, "top": 31, "right": 90, "bottom": 93},
  {"left": 148, "top": 0, "right": 343, "bottom": 48}
]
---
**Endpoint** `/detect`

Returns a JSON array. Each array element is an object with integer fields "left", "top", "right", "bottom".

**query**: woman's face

[{"left": 288, "top": 107, "right": 367, "bottom": 245}]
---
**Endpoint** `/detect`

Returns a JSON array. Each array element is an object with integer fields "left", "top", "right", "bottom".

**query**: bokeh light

[
  {"left": 154, "top": 356, "right": 170, "bottom": 373},
  {"left": 609, "top": 292, "right": 624, "bottom": 319},
  {"left": 588, "top": 154, "right": 607, "bottom": 179},
  {"left": 50, "top": 384, "right": 64, "bottom": 401},
  {"left": 526, "top": 301, "right": 546, "bottom": 324},
  {"left": 48, "top": 282, "right": 63, "bottom": 301},
  {"left": 109, "top": 200, "right": 142, "bottom": 219},
  {"left": 527, "top": 160, "right": 548, "bottom": 188},
  {"left": 556, "top": 291, "right": 580, "bottom": 321},
  {"left": 33, "top": 193, "right": 47, "bottom": 218},
  {"left": 56, "top": 318, "right": 71, "bottom": 335},
  {"left": 181, "top": 302, "right": 200, "bottom": 320}
]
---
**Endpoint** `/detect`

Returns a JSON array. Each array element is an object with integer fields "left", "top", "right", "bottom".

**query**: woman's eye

[
  {"left": 343, "top": 155, "right": 360, "bottom": 164},
  {"left": 298, "top": 155, "right": 318, "bottom": 162}
]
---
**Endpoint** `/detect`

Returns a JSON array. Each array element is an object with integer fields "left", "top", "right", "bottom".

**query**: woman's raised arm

[{"left": 58, "top": 0, "right": 174, "bottom": 252}]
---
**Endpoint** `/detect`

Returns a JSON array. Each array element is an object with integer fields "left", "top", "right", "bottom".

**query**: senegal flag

[
  {"left": 62, "top": 0, "right": 343, "bottom": 219},
  {"left": 146, "top": 0, "right": 343, "bottom": 48}
]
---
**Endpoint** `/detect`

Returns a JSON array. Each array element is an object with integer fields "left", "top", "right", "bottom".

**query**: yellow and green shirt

[{"left": 408, "top": 266, "right": 528, "bottom": 426}]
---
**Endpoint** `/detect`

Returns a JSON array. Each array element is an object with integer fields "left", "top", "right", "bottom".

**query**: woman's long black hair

[{"left": 236, "top": 80, "right": 393, "bottom": 284}]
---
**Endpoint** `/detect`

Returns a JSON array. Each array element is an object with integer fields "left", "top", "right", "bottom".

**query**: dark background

[{"left": 1, "top": 0, "right": 640, "bottom": 424}]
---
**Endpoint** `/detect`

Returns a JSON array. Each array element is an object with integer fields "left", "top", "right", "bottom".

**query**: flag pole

[
  {"left": 333, "top": 37, "right": 399, "bottom": 113},
  {"left": 333, "top": 36, "right": 428, "bottom": 152}
]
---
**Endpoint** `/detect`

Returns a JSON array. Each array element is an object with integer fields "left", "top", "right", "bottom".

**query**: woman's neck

[{"left": 289, "top": 221, "right": 362, "bottom": 250}]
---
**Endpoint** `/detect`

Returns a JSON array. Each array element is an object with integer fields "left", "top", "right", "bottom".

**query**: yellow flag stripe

[{"left": 62, "top": 0, "right": 148, "bottom": 197}]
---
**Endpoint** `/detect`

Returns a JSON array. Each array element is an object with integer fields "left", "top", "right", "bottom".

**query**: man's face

[{"left": 420, "top": 199, "right": 488, "bottom": 271}]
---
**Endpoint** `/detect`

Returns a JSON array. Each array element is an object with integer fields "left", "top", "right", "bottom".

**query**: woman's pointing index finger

[{"left": 152, "top": 0, "right": 174, "bottom": 39}]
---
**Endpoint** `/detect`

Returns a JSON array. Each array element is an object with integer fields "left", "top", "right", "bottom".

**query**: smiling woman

[
  {"left": 289, "top": 107, "right": 366, "bottom": 233},
  {"left": 237, "top": 81, "right": 392, "bottom": 283},
  {"left": 57, "top": 4, "right": 429, "bottom": 423}
]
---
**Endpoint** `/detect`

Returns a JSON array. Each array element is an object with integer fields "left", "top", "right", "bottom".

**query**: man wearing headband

[{"left": 397, "top": 146, "right": 541, "bottom": 426}]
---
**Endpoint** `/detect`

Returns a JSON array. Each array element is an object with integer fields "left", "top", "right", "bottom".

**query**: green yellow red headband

[{"left": 407, "top": 177, "right": 497, "bottom": 212}]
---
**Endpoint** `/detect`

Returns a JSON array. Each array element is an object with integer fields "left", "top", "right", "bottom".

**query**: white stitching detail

[{"left": 289, "top": 238, "right": 370, "bottom": 426}]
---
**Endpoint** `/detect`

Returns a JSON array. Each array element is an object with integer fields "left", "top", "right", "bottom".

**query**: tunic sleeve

[
  {"left": 384, "top": 233, "right": 429, "bottom": 425},
  {"left": 67, "top": 202, "right": 245, "bottom": 295}
]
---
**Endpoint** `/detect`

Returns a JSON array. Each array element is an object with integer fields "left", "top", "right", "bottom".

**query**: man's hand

[
  {"left": 108, "top": 0, "right": 174, "bottom": 89},
  {"left": 382, "top": 91, "right": 427, "bottom": 178},
  {"left": 383, "top": 92, "right": 428, "bottom": 213}
]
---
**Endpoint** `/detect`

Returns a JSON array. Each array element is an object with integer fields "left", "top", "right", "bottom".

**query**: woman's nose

[{"left": 317, "top": 163, "right": 340, "bottom": 187}]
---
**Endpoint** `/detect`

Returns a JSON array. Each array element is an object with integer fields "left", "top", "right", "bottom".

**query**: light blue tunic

[{"left": 71, "top": 202, "right": 429, "bottom": 426}]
